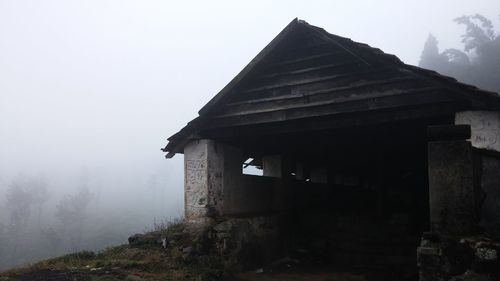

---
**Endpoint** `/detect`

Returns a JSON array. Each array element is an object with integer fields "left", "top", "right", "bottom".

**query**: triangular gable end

[{"left": 198, "top": 18, "right": 384, "bottom": 116}]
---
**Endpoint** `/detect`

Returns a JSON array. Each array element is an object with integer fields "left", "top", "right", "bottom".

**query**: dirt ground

[
  {"left": 2, "top": 268, "right": 394, "bottom": 281},
  {"left": 3, "top": 269, "right": 91, "bottom": 281},
  {"left": 235, "top": 270, "right": 366, "bottom": 281},
  {"left": 2, "top": 264, "right": 415, "bottom": 281},
  {"left": 233, "top": 263, "right": 416, "bottom": 281}
]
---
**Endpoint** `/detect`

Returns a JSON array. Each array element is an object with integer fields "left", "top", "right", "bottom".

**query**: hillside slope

[
  {"left": 0, "top": 221, "right": 229, "bottom": 281},
  {"left": 0, "top": 220, "right": 411, "bottom": 281}
]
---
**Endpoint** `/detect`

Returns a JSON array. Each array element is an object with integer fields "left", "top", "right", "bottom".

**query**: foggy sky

[{"left": 1, "top": 0, "right": 499, "bottom": 195}]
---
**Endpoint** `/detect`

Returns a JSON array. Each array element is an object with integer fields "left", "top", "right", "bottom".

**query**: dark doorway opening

[{"left": 284, "top": 124, "right": 431, "bottom": 280}]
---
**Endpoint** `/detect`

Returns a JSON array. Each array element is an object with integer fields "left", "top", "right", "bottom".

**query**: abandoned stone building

[{"left": 163, "top": 19, "right": 500, "bottom": 280}]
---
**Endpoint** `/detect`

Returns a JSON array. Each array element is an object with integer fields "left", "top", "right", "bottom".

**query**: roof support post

[
  {"left": 183, "top": 139, "right": 243, "bottom": 228},
  {"left": 262, "top": 155, "right": 284, "bottom": 178},
  {"left": 427, "top": 125, "right": 477, "bottom": 235}
]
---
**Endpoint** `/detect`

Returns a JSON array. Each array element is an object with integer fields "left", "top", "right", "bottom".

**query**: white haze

[{"left": 0, "top": 0, "right": 499, "bottom": 270}]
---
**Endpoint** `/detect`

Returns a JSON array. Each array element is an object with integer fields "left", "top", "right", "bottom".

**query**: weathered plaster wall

[
  {"left": 456, "top": 111, "right": 500, "bottom": 152},
  {"left": 217, "top": 143, "right": 243, "bottom": 215},
  {"left": 184, "top": 139, "right": 223, "bottom": 225},
  {"left": 223, "top": 175, "right": 283, "bottom": 216}
]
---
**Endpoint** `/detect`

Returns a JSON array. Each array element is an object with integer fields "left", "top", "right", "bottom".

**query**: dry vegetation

[{"left": 0, "top": 220, "right": 227, "bottom": 281}]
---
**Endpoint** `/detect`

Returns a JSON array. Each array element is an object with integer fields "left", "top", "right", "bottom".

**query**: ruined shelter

[{"left": 163, "top": 19, "right": 500, "bottom": 279}]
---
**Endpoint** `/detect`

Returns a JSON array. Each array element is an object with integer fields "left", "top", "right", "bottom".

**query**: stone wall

[
  {"left": 209, "top": 215, "right": 284, "bottom": 269},
  {"left": 418, "top": 233, "right": 500, "bottom": 281}
]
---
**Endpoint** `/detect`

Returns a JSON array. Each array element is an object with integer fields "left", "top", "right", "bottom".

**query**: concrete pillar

[
  {"left": 263, "top": 155, "right": 283, "bottom": 178},
  {"left": 184, "top": 139, "right": 243, "bottom": 227},
  {"left": 428, "top": 139, "right": 476, "bottom": 235}
]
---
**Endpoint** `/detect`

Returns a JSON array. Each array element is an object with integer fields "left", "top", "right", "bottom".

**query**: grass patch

[{"left": 0, "top": 218, "right": 231, "bottom": 281}]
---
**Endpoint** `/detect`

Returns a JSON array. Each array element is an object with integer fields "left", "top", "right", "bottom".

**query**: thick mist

[{"left": 1, "top": 0, "right": 499, "bottom": 271}]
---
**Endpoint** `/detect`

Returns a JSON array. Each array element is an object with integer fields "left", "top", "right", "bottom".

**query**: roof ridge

[{"left": 197, "top": 18, "right": 301, "bottom": 116}]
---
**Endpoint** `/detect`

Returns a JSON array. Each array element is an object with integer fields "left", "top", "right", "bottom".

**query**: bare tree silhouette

[{"left": 56, "top": 185, "right": 94, "bottom": 251}]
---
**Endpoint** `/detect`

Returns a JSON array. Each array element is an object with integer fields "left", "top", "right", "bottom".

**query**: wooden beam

[
  {"left": 207, "top": 90, "right": 459, "bottom": 128},
  {"left": 266, "top": 51, "right": 341, "bottom": 67},
  {"left": 224, "top": 76, "right": 420, "bottom": 107},
  {"left": 244, "top": 67, "right": 391, "bottom": 93},
  {"left": 216, "top": 86, "right": 445, "bottom": 118},
  {"left": 260, "top": 61, "right": 359, "bottom": 79},
  {"left": 267, "top": 42, "right": 342, "bottom": 64},
  {"left": 201, "top": 102, "right": 461, "bottom": 140},
  {"left": 427, "top": 125, "right": 471, "bottom": 141}
]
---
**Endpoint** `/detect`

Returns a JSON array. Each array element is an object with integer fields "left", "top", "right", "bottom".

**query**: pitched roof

[{"left": 162, "top": 18, "right": 500, "bottom": 158}]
